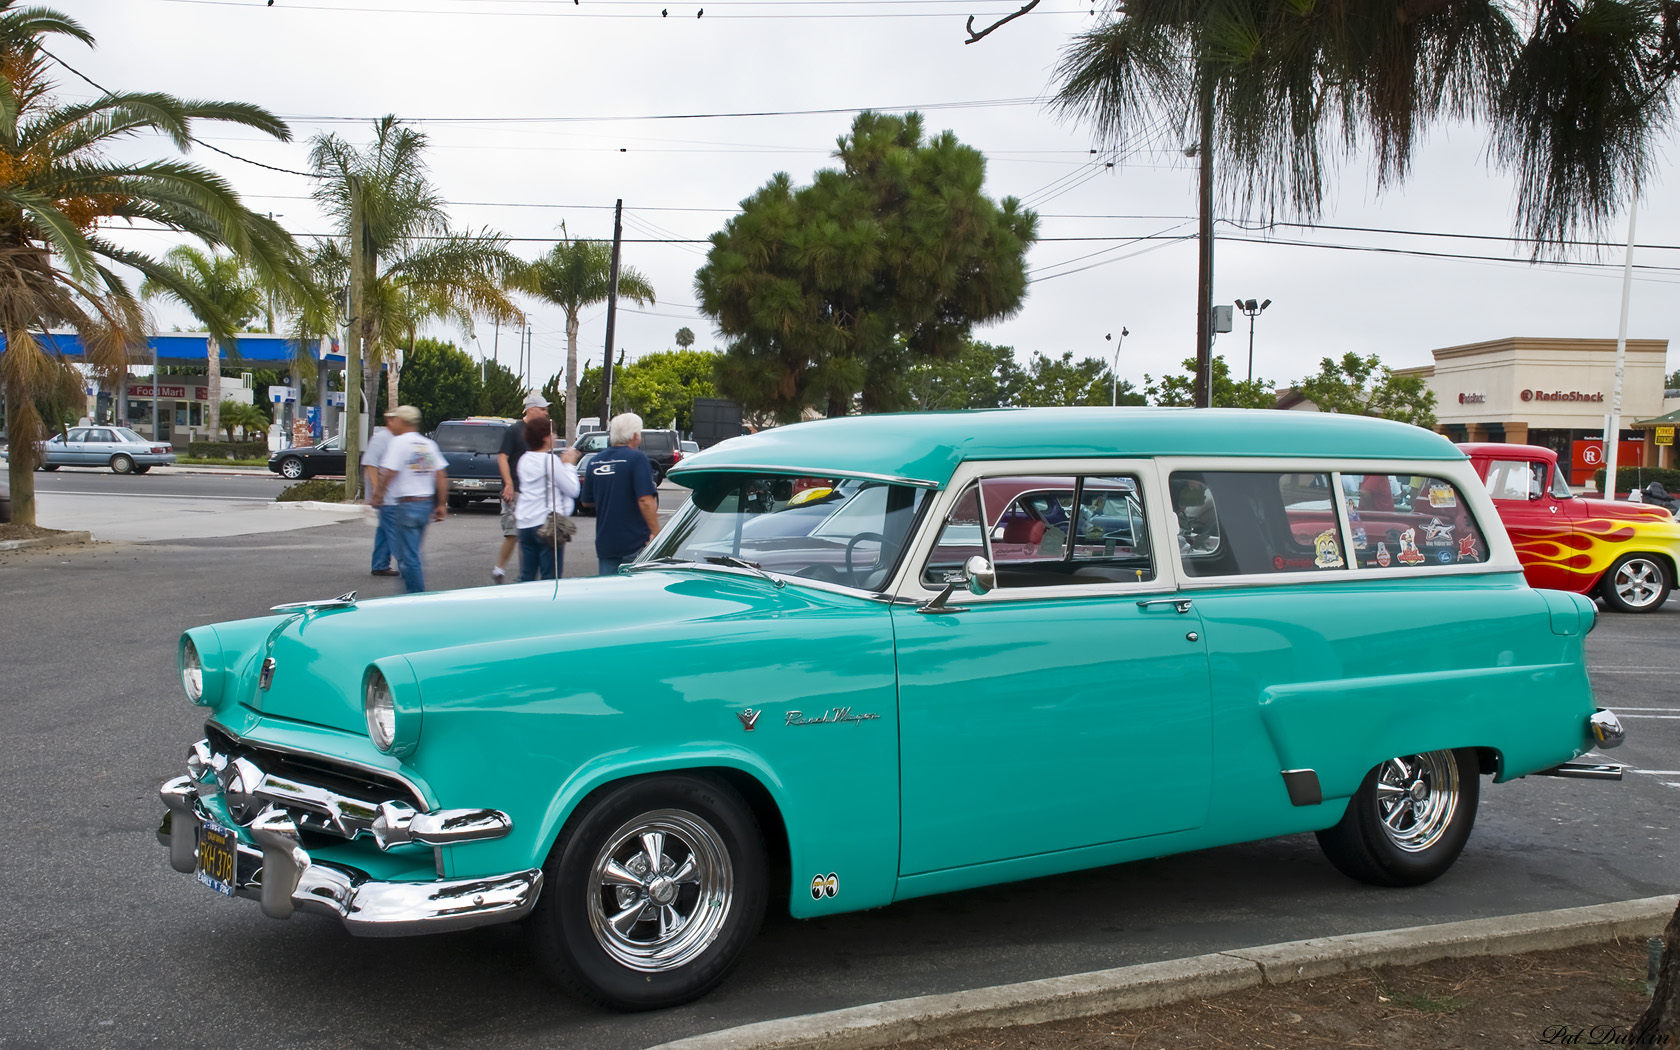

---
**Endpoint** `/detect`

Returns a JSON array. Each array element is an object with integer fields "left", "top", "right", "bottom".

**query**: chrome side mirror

[{"left": 964, "top": 555, "right": 995, "bottom": 596}]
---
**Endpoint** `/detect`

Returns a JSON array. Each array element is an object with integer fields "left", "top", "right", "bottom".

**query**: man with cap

[
  {"left": 493, "top": 392, "right": 553, "bottom": 583},
  {"left": 372, "top": 405, "right": 448, "bottom": 593},
  {"left": 364, "top": 410, "right": 398, "bottom": 577}
]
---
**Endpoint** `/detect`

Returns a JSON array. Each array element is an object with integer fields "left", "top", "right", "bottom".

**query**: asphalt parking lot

[{"left": 0, "top": 503, "right": 1675, "bottom": 1050}]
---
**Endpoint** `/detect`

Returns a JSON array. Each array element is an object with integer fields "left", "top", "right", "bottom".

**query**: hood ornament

[
  {"left": 271, "top": 590, "right": 358, "bottom": 614},
  {"left": 737, "top": 708, "right": 762, "bottom": 732}
]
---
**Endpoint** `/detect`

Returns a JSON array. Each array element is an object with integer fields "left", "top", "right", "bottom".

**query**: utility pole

[
  {"left": 1605, "top": 196, "right": 1638, "bottom": 496},
  {"left": 599, "top": 199, "right": 624, "bottom": 427},
  {"left": 493, "top": 320, "right": 500, "bottom": 364},
  {"left": 1193, "top": 88, "right": 1216, "bottom": 409},
  {"left": 343, "top": 175, "right": 365, "bottom": 502}
]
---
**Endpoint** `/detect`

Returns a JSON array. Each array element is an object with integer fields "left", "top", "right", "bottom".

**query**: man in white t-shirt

[
  {"left": 372, "top": 405, "right": 448, "bottom": 593},
  {"left": 363, "top": 418, "right": 397, "bottom": 577}
]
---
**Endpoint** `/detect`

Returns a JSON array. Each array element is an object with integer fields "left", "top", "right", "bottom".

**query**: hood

[
  {"left": 247, "top": 570, "right": 867, "bottom": 735},
  {"left": 1572, "top": 496, "right": 1675, "bottom": 522}
]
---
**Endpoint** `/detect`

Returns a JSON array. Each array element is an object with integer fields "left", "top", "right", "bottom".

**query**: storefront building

[
  {"left": 1396, "top": 337, "right": 1678, "bottom": 484},
  {"left": 119, "top": 375, "right": 256, "bottom": 445}
]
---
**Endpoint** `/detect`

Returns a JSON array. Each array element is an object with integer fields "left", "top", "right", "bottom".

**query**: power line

[
  {"left": 161, "top": 0, "right": 1087, "bottom": 19},
  {"left": 39, "top": 46, "right": 317, "bottom": 178}
]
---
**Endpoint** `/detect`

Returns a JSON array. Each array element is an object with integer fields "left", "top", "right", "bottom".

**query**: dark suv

[
  {"left": 433, "top": 418, "right": 517, "bottom": 509},
  {"left": 576, "top": 428, "right": 682, "bottom": 487}
]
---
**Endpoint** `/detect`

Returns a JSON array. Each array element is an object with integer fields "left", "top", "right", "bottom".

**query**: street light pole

[
  {"left": 1106, "top": 328, "right": 1129, "bottom": 406},
  {"left": 1236, "top": 298, "right": 1271, "bottom": 384}
]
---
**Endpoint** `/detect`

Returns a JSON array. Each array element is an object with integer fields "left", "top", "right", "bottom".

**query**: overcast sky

[{"left": 67, "top": 0, "right": 1680, "bottom": 396}]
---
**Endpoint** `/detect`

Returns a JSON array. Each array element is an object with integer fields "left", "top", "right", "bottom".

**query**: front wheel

[
  {"left": 109, "top": 454, "right": 134, "bottom": 474},
  {"left": 277, "top": 457, "right": 305, "bottom": 480},
  {"left": 530, "top": 774, "right": 767, "bottom": 1011},
  {"left": 36, "top": 463, "right": 59, "bottom": 472},
  {"left": 1316, "top": 748, "right": 1479, "bottom": 887},
  {"left": 1600, "top": 553, "right": 1671, "bottom": 613}
]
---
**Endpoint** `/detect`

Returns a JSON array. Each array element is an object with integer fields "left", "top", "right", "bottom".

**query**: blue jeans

[
  {"left": 372, "top": 504, "right": 396, "bottom": 571},
  {"left": 597, "top": 554, "right": 637, "bottom": 576},
  {"left": 389, "top": 499, "right": 432, "bottom": 593},
  {"left": 519, "top": 526, "right": 565, "bottom": 581}
]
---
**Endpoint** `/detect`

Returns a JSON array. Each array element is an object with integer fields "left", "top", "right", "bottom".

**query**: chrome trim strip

[
  {"left": 667, "top": 463, "right": 942, "bottom": 489},
  {"left": 622, "top": 561, "right": 896, "bottom": 603}
]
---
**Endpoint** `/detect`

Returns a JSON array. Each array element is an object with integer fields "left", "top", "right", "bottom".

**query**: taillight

[
  {"left": 671, "top": 448, "right": 682, "bottom": 463},
  {"left": 153, "top": 445, "right": 170, "bottom": 454}
]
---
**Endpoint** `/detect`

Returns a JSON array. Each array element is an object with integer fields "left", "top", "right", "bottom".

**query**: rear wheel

[
  {"left": 1316, "top": 748, "right": 1479, "bottom": 887},
  {"left": 447, "top": 494, "right": 467, "bottom": 510},
  {"left": 109, "top": 454, "right": 134, "bottom": 474},
  {"left": 530, "top": 774, "right": 767, "bottom": 1011},
  {"left": 1600, "top": 554, "right": 1670, "bottom": 613},
  {"left": 37, "top": 463, "right": 59, "bottom": 472},
  {"left": 133, "top": 465, "right": 152, "bottom": 475}
]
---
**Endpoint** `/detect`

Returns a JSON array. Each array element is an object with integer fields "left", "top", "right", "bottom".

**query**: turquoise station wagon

[{"left": 157, "top": 409, "right": 1626, "bottom": 1010}]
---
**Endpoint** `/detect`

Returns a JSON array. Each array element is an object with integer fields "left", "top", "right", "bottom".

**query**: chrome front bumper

[{"left": 156, "top": 739, "right": 541, "bottom": 937}]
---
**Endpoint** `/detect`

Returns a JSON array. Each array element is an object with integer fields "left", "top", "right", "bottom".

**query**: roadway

[{"left": 0, "top": 503, "right": 1674, "bottom": 1050}]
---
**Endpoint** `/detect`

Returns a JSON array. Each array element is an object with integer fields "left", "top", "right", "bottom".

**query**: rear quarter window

[{"left": 1171, "top": 471, "right": 1346, "bottom": 577}]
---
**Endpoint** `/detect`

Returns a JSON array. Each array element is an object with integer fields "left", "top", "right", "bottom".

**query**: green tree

[
  {"left": 675, "top": 326, "right": 695, "bottom": 351},
  {"left": 518, "top": 226, "right": 655, "bottom": 441},
  {"left": 217, "top": 399, "right": 270, "bottom": 441},
  {"left": 613, "top": 349, "right": 721, "bottom": 432},
  {"left": 904, "top": 340, "right": 1028, "bottom": 411},
  {"left": 310, "top": 117, "right": 524, "bottom": 413},
  {"left": 475, "top": 358, "right": 527, "bottom": 417},
  {"left": 1294, "top": 352, "right": 1438, "bottom": 427},
  {"left": 1016, "top": 351, "right": 1143, "bottom": 408},
  {"left": 140, "top": 247, "right": 263, "bottom": 438},
  {"left": 0, "top": 3, "right": 298, "bottom": 526},
  {"left": 1147, "top": 355, "right": 1276, "bottom": 409},
  {"left": 397, "top": 338, "right": 478, "bottom": 432},
  {"left": 1052, "top": 0, "right": 1680, "bottom": 403},
  {"left": 696, "top": 111, "right": 1038, "bottom": 423}
]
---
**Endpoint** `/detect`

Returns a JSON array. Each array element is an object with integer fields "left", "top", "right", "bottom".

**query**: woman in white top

[{"left": 515, "top": 419, "right": 582, "bottom": 581}]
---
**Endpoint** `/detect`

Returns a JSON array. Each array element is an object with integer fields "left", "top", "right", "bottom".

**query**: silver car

[{"left": 38, "top": 426, "right": 176, "bottom": 474}]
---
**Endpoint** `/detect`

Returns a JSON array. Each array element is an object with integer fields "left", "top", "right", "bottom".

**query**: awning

[{"left": 1630, "top": 408, "right": 1680, "bottom": 428}]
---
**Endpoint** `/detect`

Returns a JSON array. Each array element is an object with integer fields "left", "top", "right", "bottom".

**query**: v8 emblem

[{"left": 737, "top": 708, "right": 762, "bottom": 732}]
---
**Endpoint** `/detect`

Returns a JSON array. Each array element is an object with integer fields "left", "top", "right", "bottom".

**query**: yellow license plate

[{"left": 195, "top": 822, "right": 237, "bottom": 896}]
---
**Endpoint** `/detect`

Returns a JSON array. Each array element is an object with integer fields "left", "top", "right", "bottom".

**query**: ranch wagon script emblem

[{"left": 737, "top": 707, "right": 881, "bottom": 730}]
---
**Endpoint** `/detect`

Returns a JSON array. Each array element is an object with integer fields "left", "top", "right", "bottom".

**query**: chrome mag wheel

[
  {"left": 586, "top": 809, "right": 734, "bottom": 973},
  {"left": 1611, "top": 556, "right": 1666, "bottom": 610},
  {"left": 1373, "top": 751, "right": 1460, "bottom": 853}
]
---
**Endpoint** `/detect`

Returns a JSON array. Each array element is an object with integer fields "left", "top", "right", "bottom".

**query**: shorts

[{"left": 500, "top": 498, "right": 518, "bottom": 537}]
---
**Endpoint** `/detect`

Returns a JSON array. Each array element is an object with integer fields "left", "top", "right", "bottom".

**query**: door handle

[{"left": 1137, "top": 598, "right": 1193, "bottom": 614}]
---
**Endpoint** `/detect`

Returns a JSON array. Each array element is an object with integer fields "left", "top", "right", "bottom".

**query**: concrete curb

[
  {"left": 0, "top": 530, "right": 93, "bottom": 552},
  {"left": 268, "top": 501, "right": 368, "bottom": 515},
  {"left": 648, "top": 895, "right": 1677, "bottom": 1050}
]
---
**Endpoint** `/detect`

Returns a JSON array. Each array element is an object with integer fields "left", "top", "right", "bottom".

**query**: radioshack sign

[{"left": 1520, "top": 389, "right": 1605, "bottom": 403}]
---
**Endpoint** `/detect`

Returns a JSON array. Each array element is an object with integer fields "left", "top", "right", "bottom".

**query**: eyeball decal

[{"left": 810, "top": 872, "right": 838, "bottom": 899}]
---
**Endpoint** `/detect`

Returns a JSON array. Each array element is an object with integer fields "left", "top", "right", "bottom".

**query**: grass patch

[
  {"left": 1373, "top": 973, "right": 1469, "bottom": 1014},
  {"left": 276, "top": 479, "right": 348, "bottom": 503},
  {"left": 177, "top": 456, "right": 269, "bottom": 467}
]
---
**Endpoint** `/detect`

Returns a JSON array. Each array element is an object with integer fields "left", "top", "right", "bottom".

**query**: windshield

[
  {"left": 434, "top": 424, "right": 504, "bottom": 454},
  {"left": 649, "top": 474, "right": 930, "bottom": 590}
]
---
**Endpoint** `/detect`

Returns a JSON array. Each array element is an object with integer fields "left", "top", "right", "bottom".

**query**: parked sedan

[
  {"left": 38, "top": 426, "right": 175, "bottom": 474},
  {"left": 268, "top": 436, "right": 346, "bottom": 480}
]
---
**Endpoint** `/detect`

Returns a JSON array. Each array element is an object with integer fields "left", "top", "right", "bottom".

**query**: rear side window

[
  {"left": 642, "top": 432, "right": 676, "bottom": 453},
  {"left": 1343, "top": 474, "right": 1489, "bottom": 568},
  {"left": 1171, "top": 471, "right": 1346, "bottom": 577},
  {"left": 434, "top": 424, "right": 505, "bottom": 454}
]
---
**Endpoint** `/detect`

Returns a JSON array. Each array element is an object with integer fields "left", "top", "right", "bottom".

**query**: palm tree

[
  {"left": 309, "top": 117, "right": 524, "bottom": 412},
  {"left": 140, "top": 247, "right": 262, "bottom": 437},
  {"left": 1052, "top": 0, "right": 1677, "bottom": 402},
  {"left": 0, "top": 3, "right": 299, "bottom": 526},
  {"left": 675, "top": 326, "right": 695, "bottom": 351},
  {"left": 520, "top": 227, "right": 655, "bottom": 441}
]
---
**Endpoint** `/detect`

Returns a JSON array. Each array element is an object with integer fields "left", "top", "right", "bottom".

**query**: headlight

[
  {"left": 181, "top": 638, "right": 204, "bottom": 703},
  {"left": 366, "top": 669, "right": 397, "bottom": 752}
]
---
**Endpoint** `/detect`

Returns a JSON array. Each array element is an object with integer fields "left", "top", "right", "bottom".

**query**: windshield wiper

[{"left": 705, "top": 555, "right": 786, "bottom": 588}]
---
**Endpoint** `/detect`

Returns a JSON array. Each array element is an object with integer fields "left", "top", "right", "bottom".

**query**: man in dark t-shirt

[
  {"left": 578, "top": 412, "right": 661, "bottom": 575},
  {"left": 493, "top": 393, "right": 550, "bottom": 583}
]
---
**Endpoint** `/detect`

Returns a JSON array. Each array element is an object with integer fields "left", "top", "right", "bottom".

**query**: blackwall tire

[
  {"left": 1316, "top": 748, "right": 1479, "bottom": 888},
  {"left": 1600, "top": 554, "right": 1671, "bottom": 613},
  {"left": 530, "top": 774, "right": 767, "bottom": 1011}
]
